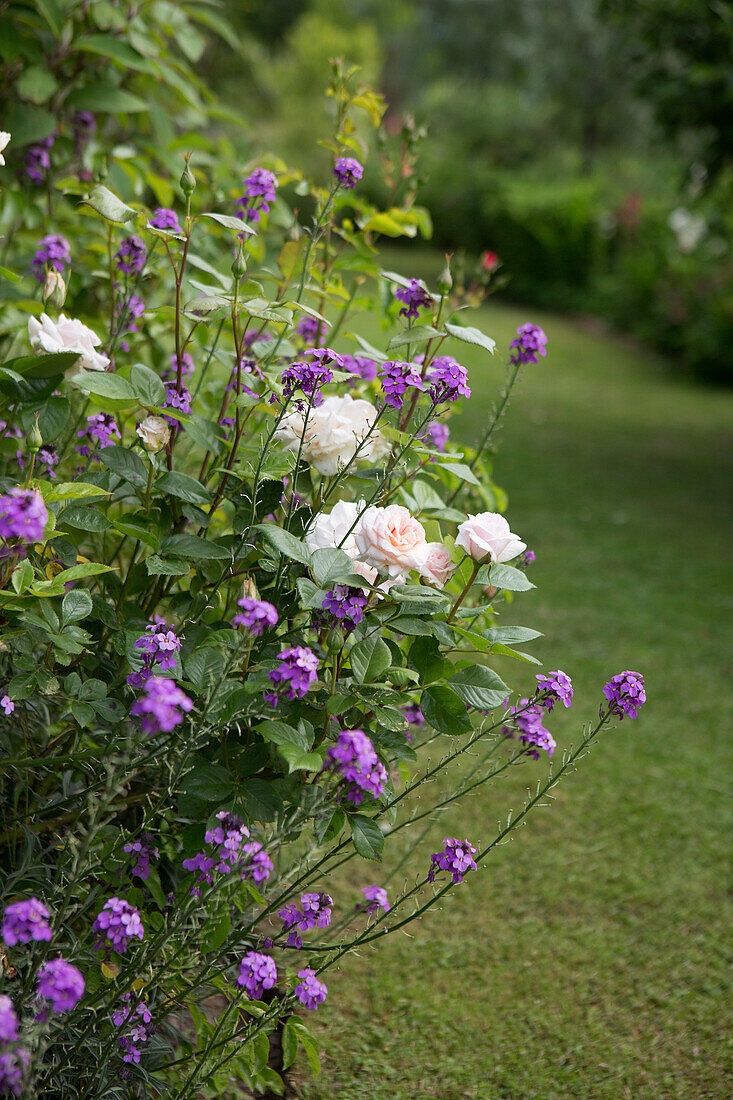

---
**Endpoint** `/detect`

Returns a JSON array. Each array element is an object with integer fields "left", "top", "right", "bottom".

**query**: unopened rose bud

[
  {"left": 136, "top": 415, "right": 170, "bottom": 452},
  {"left": 28, "top": 415, "right": 43, "bottom": 453},
  {"left": 437, "top": 255, "right": 452, "bottom": 294},
  {"left": 241, "top": 577, "right": 258, "bottom": 600},
  {"left": 232, "top": 242, "right": 247, "bottom": 279},
  {"left": 43, "top": 270, "right": 66, "bottom": 309},
  {"left": 179, "top": 156, "right": 195, "bottom": 197}
]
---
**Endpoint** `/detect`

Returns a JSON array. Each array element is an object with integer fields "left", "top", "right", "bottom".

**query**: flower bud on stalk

[
  {"left": 179, "top": 156, "right": 195, "bottom": 198},
  {"left": 43, "top": 270, "right": 66, "bottom": 310},
  {"left": 232, "top": 242, "right": 247, "bottom": 280},
  {"left": 28, "top": 416, "right": 43, "bottom": 454},
  {"left": 437, "top": 255, "right": 453, "bottom": 295},
  {"left": 137, "top": 415, "right": 171, "bottom": 453}
]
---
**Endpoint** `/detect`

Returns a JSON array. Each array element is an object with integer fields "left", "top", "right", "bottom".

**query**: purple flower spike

[
  {"left": 333, "top": 157, "right": 363, "bottom": 190},
  {"left": 76, "top": 413, "right": 121, "bottom": 459},
  {"left": 361, "top": 886, "right": 390, "bottom": 914},
  {"left": 237, "top": 952, "right": 277, "bottom": 999},
  {"left": 278, "top": 893, "right": 332, "bottom": 947},
  {"left": 128, "top": 617, "right": 182, "bottom": 686},
  {"left": 394, "top": 279, "right": 432, "bottom": 321},
  {"left": 378, "top": 360, "right": 424, "bottom": 410},
  {"left": 426, "top": 355, "right": 470, "bottom": 402},
  {"left": 294, "top": 968, "right": 327, "bottom": 1010},
  {"left": 162, "top": 382, "right": 192, "bottom": 425},
  {"left": 236, "top": 168, "right": 278, "bottom": 223},
  {"left": 428, "top": 838, "right": 478, "bottom": 885},
  {"left": 115, "top": 236, "right": 146, "bottom": 276},
  {"left": 535, "top": 669, "right": 574, "bottom": 711},
  {"left": 341, "top": 354, "right": 378, "bottom": 382},
  {"left": 296, "top": 316, "right": 326, "bottom": 344},
  {"left": 602, "top": 671, "right": 646, "bottom": 720},
  {"left": 113, "top": 994, "right": 152, "bottom": 1064},
  {"left": 36, "top": 957, "right": 85, "bottom": 1013},
  {"left": 93, "top": 898, "right": 144, "bottom": 955},
  {"left": 2, "top": 898, "right": 52, "bottom": 945},
  {"left": 502, "top": 697, "right": 556, "bottom": 759},
  {"left": 123, "top": 834, "right": 159, "bottom": 881},
  {"left": 130, "top": 677, "right": 193, "bottom": 736},
  {"left": 0, "top": 1049, "right": 30, "bottom": 1097},
  {"left": 510, "top": 323, "right": 548, "bottom": 366},
  {"left": 232, "top": 597, "right": 278, "bottom": 637},
  {"left": 420, "top": 419, "right": 449, "bottom": 451},
  {"left": 24, "top": 135, "right": 54, "bottom": 185},
  {"left": 0, "top": 996, "right": 19, "bottom": 1042},
  {"left": 320, "top": 585, "right": 368, "bottom": 631},
  {"left": 31, "top": 234, "right": 71, "bottom": 282},
  {"left": 268, "top": 646, "right": 319, "bottom": 701},
  {"left": 0, "top": 489, "right": 48, "bottom": 543},
  {"left": 324, "top": 728, "right": 387, "bottom": 805}
]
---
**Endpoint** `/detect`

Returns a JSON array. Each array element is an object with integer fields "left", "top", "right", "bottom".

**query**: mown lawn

[{"left": 293, "top": 290, "right": 733, "bottom": 1099}]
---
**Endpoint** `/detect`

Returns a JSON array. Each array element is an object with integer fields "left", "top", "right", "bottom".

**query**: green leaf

[
  {"left": 129, "top": 363, "right": 166, "bottom": 407},
  {"left": 3, "top": 352, "right": 79, "bottom": 380},
  {"left": 61, "top": 590, "right": 93, "bottom": 626},
  {"left": 350, "top": 333, "right": 388, "bottom": 362},
  {"left": 74, "top": 371, "right": 135, "bottom": 402},
  {"left": 155, "top": 471, "right": 211, "bottom": 506},
  {"left": 350, "top": 814, "right": 384, "bottom": 861},
  {"left": 163, "top": 533, "right": 231, "bottom": 561},
  {"left": 449, "top": 665, "right": 509, "bottom": 710},
  {"left": 350, "top": 636, "right": 391, "bottom": 684},
  {"left": 205, "top": 907, "right": 231, "bottom": 951},
  {"left": 296, "top": 1029, "right": 321, "bottom": 1077},
  {"left": 484, "top": 626, "right": 543, "bottom": 644},
  {"left": 310, "top": 547, "right": 364, "bottom": 588},
  {"left": 17, "top": 67, "right": 57, "bottom": 105},
  {"left": 183, "top": 763, "right": 234, "bottom": 802},
  {"left": 257, "top": 524, "right": 311, "bottom": 567},
  {"left": 75, "top": 34, "right": 150, "bottom": 70},
  {"left": 445, "top": 322, "right": 497, "bottom": 354},
  {"left": 39, "top": 481, "right": 110, "bottom": 503},
  {"left": 237, "top": 779, "right": 282, "bottom": 823},
  {"left": 2, "top": 104, "right": 55, "bottom": 146},
  {"left": 35, "top": 0, "right": 64, "bottom": 36},
  {"left": 145, "top": 556, "right": 189, "bottom": 577},
  {"left": 185, "top": 416, "right": 224, "bottom": 455},
  {"left": 277, "top": 745, "right": 323, "bottom": 774},
  {"left": 49, "top": 563, "right": 113, "bottom": 585},
  {"left": 199, "top": 211, "right": 256, "bottom": 236},
  {"left": 185, "top": 649, "right": 226, "bottom": 691},
  {"left": 386, "top": 616, "right": 433, "bottom": 636},
  {"left": 490, "top": 564, "right": 535, "bottom": 592},
  {"left": 408, "top": 636, "right": 450, "bottom": 684},
  {"left": 67, "top": 83, "right": 148, "bottom": 114},
  {"left": 421, "top": 684, "right": 472, "bottom": 734},
  {"left": 257, "top": 720, "right": 310, "bottom": 751},
  {"left": 387, "top": 325, "right": 442, "bottom": 350},
  {"left": 99, "top": 446, "right": 147, "bottom": 489},
  {"left": 80, "top": 185, "right": 138, "bottom": 224},
  {"left": 21, "top": 396, "right": 69, "bottom": 442},
  {"left": 281, "top": 1020, "right": 299, "bottom": 1071},
  {"left": 437, "top": 461, "right": 481, "bottom": 487}
]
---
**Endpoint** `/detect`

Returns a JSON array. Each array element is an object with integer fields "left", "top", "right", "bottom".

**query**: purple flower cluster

[
  {"left": 0, "top": 489, "right": 49, "bottom": 543},
  {"left": 394, "top": 279, "right": 432, "bottom": 321},
  {"left": 113, "top": 994, "right": 152, "bottom": 1064},
  {"left": 320, "top": 585, "right": 368, "bottom": 631},
  {"left": 603, "top": 671, "right": 646, "bottom": 720},
  {"left": 296, "top": 316, "right": 326, "bottom": 344},
  {"left": 115, "top": 236, "right": 146, "bottom": 276},
  {"left": 502, "top": 698, "right": 556, "bottom": 760},
  {"left": 93, "top": 898, "right": 144, "bottom": 955},
  {"left": 162, "top": 382, "right": 192, "bottom": 425},
  {"left": 420, "top": 419, "right": 450, "bottom": 451},
  {"left": 0, "top": 694, "right": 14, "bottom": 716},
  {"left": 341, "top": 354, "right": 378, "bottom": 382},
  {"left": 401, "top": 703, "right": 425, "bottom": 734},
  {"left": 36, "top": 957, "right": 85, "bottom": 1013},
  {"left": 236, "top": 168, "right": 278, "bottom": 223},
  {"left": 162, "top": 351, "right": 195, "bottom": 381},
  {"left": 279, "top": 893, "right": 332, "bottom": 948},
  {"left": 294, "top": 968, "right": 327, "bottom": 1011},
  {"left": 149, "top": 207, "right": 182, "bottom": 232},
  {"left": 333, "top": 157, "right": 363, "bottom": 190},
  {"left": 523, "top": 549, "right": 536, "bottom": 565},
  {"left": 130, "top": 677, "right": 193, "bottom": 736},
  {"left": 25, "top": 135, "right": 54, "bottom": 185},
  {"left": 232, "top": 596, "right": 279, "bottom": 637},
  {"left": 237, "top": 953, "right": 277, "bottom": 999},
  {"left": 76, "top": 413, "right": 121, "bottom": 458},
  {"left": 0, "top": 1050, "right": 29, "bottom": 1097},
  {"left": 428, "top": 838, "right": 478, "bottom": 884},
  {"left": 0, "top": 998, "right": 18, "bottom": 1043},
  {"left": 324, "top": 728, "right": 387, "bottom": 805},
  {"left": 426, "top": 356, "right": 471, "bottom": 402},
  {"left": 2, "top": 898, "right": 52, "bottom": 945},
  {"left": 378, "top": 360, "right": 424, "bottom": 409},
  {"left": 16, "top": 445, "right": 59, "bottom": 480},
  {"left": 280, "top": 360, "right": 332, "bottom": 404},
  {"left": 510, "top": 323, "right": 548, "bottom": 366},
  {"left": 31, "top": 234, "right": 71, "bottom": 282},
  {"left": 267, "top": 647, "right": 319, "bottom": 702},
  {"left": 182, "top": 812, "right": 273, "bottom": 896},
  {"left": 117, "top": 293, "right": 145, "bottom": 351},
  {"left": 535, "top": 669, "right": 574, "bottom": 711},
  {"left": 361, "top": 886, "right": 390, "bottom": 914},
  {"left": 127, "top": 617, "right": 182, "bottom": 687},
  {"left": 123, "top": 834, "right": 159, "bottom": 880}
]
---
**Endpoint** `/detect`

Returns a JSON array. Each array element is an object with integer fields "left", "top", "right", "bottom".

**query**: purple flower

[
  {"left": 523, "top": 549, "right": 536, "bottom": 564},
  {"left": 237, "top": 953, "right": 277, "bottom": 999},
  {"left": 24, "top": 135, "right": 54, "bottom": 185},
  {"left": 401, "top": 704, "right": 425, "bottom": 730},
  {"left": 232, "top": 597, "right": 278, "bottom": 637},
  {"left": 115, "top": 236, "right": 146, "bottom": 276},
  {"left": 0, "top": 489, "right": 48, "bottom": 543},
  {"left": 130, "top": 677, "right": 193, "bottom": 736},
  {"left": 17, "top": 446, "right": 58, "bottom": 480},
  {"left": 280, "top": 361, "right": 332, "bottom": 404},
  {"left": 420, "top": 419, "right": 449, "bottom": 451},
  {"left": 428, "top": 838, "right": 478, "bottom": 884},
  {"left": 394, "top": 279, "right": 432, "bottom": 321},
  {"left": 113, "top": 994, "right": 152, "bottom": 1064},
  {"left": 502, "top": 698, "right": 556, "bottom": 759},
  {"left": 426, "top": 356, "right": 470, "bottom": 402},
  {"left": 123, "top": 834, "right": 159, "bottom": 880},
  {"left": 320, "top": 585, "right": 368, "bottom": 631},
  {"left": 2, "top": 898, "right": 52, "bottom": 945},
  {"left": 149, "top": 207, "right": 182, "bottom": 232},
  {"left": 162, "top": 382, "right": 192, "bottom": 425},
  {"left": 235, "top": 168, "right": 278, "bottom": 223},
  {"left": 76, "top": 413, "right": 121, "bottom": 459},
  {"left": 0, "top": 996, "right": 18, "bottom": 1042},
  {"left": 162, "top": 351, "right": 195, "bottom": 382},
  {"left": 324, "top": 728, "right": 387, "bottom": 805},
  {"left": 333, "top": 157, "right": 363, "bottom": 190},
  {"left": 341, "top": 354, "right": 378, "bottom": 382},
  {"left": 510, "top": 323, "right": 548, "bottom": 366},
  {"left": 240, "top": 840, "right": 273, "bottom": 883},
  {"left": 72, "top": 111, "right": 95, "bottom": 156},
  {"left": 0, "top": 695, "right": 14, "bottom": 716},
  {"left": 182, "top": 812, "right": 272, "bottom": 895},
  {"left": 0, "top": 1050, "right": 29, "bottom": 1097},
  {"left": 361, "top": 886, "right": 390, "bottom": 914},
  {"left": 296, "top": 316, "right": 326, "bottom": 344},
  {"left": 378, "top": 360, "right": 424, "bottom": 409},
  {"left": 278, "top": 893, "right": 332, "bottom": 947},
  {"left": 602, "top": 671, "right": 646, "bottom": 720},
  {"left": 127, "top": 617, "right": 182, "bottom": 686},
  {"left": 535, "top": 669, "right": 573, "bottom": 711},
  {"left": 31, "top": 234, "right": 71, "bottom": 282},
  {"left": 294, "top": 968, "right": 327, "bottom": 1010},
  {"left": 268, "top": 646, "right": 319, "bottom": 701},
  {"left": 36, "top": 957, "right": 85, "bottom": 1013},
  {"left": 117, "top": 293, "right": 145, "bottom": 350},
  {"left": 93, "top": 898, "right": 144, "bottom": 955}
]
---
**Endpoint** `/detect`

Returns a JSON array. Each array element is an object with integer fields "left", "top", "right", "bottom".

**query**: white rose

[
  {"left": 28, "top": 313, "right": 110, "bottom": 377},
  {"left": 354, "top": 504, "right": 427, "bottom": 581},
  {"left": 136, "top": 415, "right": 170, "bottom": 452},
  {"left": 455, "top": 512, "right": 526, "bottom": 563},
  {"left": 304, "top": 500, "right": 377, "bottom": 586},
  {"left": 0, "top": 132, "right": 10, "bottom": 166},
  {"left": 274, "top": 394, "right": 389, "bottom": 476}
]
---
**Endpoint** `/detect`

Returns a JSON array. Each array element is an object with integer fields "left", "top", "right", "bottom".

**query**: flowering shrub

[{"left": 0, "top": 36, "right": 645, "bottom": 1099}]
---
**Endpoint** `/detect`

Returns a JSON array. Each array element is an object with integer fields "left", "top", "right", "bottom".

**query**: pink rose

[
  {"left": 354, "top": 504, "right": 427, "bottom": 580},
  {"left": 417, "top": 542, "right": 454, "bottom": 587},
  {"left": 455, "top": 512, "right": 526, "bottom": 563}
]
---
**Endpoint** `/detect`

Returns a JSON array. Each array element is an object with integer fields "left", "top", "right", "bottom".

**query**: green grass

[{"left": 293, "top": 295, "right": 733, "bottom": 1099}]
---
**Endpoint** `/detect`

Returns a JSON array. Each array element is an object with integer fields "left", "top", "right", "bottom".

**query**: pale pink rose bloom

[
  {"left": 416, "top": 542, "right": 454, "bottom": 587},
  {"left": 354, "top": 504, "right": 427, "bottom": 581},
  {"left": 28, "top": 313, "right": 110, "bottom": 376},
  {"left": 304, "top": 500, "right": 377, "bottom": 587},
  {"left": 455, "top": 512, "right": 526, "bottom": 563},
  {"left": 274, "top": 395, "right": 389, "bottom": 476},
  {"left": 136, "top": 415, "right": 170, "bottom": 452}
]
